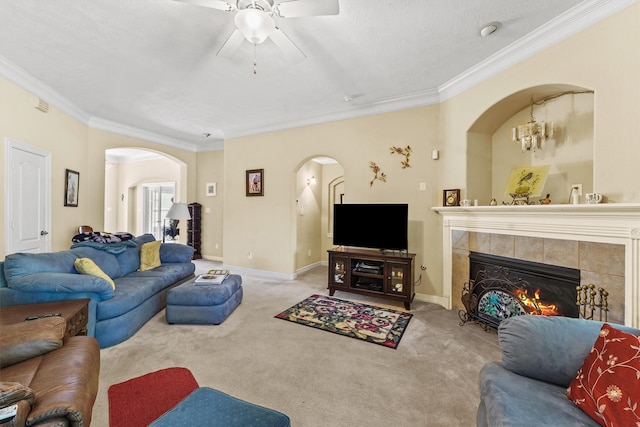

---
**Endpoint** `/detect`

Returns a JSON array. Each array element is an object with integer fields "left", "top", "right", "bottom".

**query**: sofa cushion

[
  {"left": 498, "top": 316, "right": 640, "bottom": 388},
  {"left": 140, "top": 241, "right": 162, "bottom": 271},
  {"left": 97, "top": 276, "right": 173, "bottom": 321},
  {"left": 71, "top": 247, "right": 122, "bottom": 279},
  {"left": 478, "top": 362, "right": 599, "bottom": 427},
  {"left": 6, "top": 272, "right": 115, "bottom": 300},
  {"left": 566, "top": 323, "right": 640, "bottom": 427},
  {"left": 116, "top": 246, "right": 141, "bottom": 277},
  {"left": 0, "top": 317, "right": 65, "bottom": 368},
  {"left": 160, "top": 243, "right": 195, "bottom": 263},
  {"left": 74, "top": 258, "right": 116, "bottom": 289},
  {"left": 3, "top": 251, "right": 77, "bottom": 283}
]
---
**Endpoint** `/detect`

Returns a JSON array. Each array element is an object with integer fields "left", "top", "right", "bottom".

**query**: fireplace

[
  {"left": 433, "top": 204, "right": 639, "bottom": 327},
  {"left": 460, "top": 253, "right": 580, "bottom": 328}
]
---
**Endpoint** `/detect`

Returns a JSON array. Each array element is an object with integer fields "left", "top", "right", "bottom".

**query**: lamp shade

[
  {"left": 235, "top": 8, "right": 275, "bottom": 44},
  {"left": 166, "top": 202, "right": 191, "bottom": 220}
]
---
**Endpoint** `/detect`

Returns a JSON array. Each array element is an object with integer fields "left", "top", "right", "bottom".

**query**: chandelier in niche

[{"left": 512, "top": 96, "right": 554, "bottom": 153}]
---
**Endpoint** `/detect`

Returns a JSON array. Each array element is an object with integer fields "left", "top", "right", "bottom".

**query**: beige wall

[
  {"left": 223, "top": 105, "right": 440, "bottom": 290},
  {"left": 0, "top": 78, "right": 198, "bottom": 256},
  {"left": 196, "top": 150, "right": 224, "bottom": 260},
  {"left": 1, "top": 78, "right": 89, "bottom": 253},
  {"left": 1, "top": 4, "right": 638, "bottom": 304}
]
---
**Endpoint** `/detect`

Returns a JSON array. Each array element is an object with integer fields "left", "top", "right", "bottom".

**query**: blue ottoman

[
  {"left": 166, "top": 274, "right": 243, "bottom": 324},
  {"left": 149, "top": 387, "right": 291, "bottom": 427}
]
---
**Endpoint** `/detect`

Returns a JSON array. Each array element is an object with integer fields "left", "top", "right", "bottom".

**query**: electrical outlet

[
  {"left": 307, "top": 249, "right": 311, "bottom": 257},
  {"left": 248, "top": 252, "right": 252, "bottom": 259},
  {"left": 572, "top": 184, "right": 583, "bottom": 196},
  {"left": 419, "top": 182, "right": 426, "bottom": 191},
  {"left": 215, "top": 243, "right": 219, "bottom": 249}
]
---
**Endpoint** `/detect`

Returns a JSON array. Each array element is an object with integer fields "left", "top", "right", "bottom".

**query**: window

[{"left": 142, "top": 183, "right": 175, "bottom": 240}]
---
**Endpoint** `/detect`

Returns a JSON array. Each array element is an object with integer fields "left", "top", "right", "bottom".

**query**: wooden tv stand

[{"left": 327, "top": 247, "right": 415, "bottom": 310}]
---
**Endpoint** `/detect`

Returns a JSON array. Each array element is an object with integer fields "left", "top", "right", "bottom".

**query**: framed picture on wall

[
  {"left": 443, "top": 189, "right": 460, "bottom": 207},
  {"left": 206, "top": 182, "right": 217, "bottom": 197},
  {"left": 246, "top": 169, "right": 264, "bottom": 197},
  {"left": 64, "top": 169, "right": 79, "bottom": 207}
]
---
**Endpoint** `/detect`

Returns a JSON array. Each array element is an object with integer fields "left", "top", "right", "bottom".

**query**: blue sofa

[
  {"left": 477, "top": 315, "right": 640, "bottom": 426},
  {"left": 0, "top": 234, "right": 195, "bottom": 348}
]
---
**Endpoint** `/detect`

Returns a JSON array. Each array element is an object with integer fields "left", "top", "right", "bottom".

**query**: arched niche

[{"left": 467, "top": 84, "right": 594, "bottom": 205}]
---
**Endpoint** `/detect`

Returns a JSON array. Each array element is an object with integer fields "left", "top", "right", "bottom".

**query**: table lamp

[{"left": 164, "top": 202, "right": 191, "bottom": 243}]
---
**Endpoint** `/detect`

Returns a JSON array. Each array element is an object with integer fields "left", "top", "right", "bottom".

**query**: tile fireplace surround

[{"left": 433, "top": 204, "right": 640, "bottom": 328}]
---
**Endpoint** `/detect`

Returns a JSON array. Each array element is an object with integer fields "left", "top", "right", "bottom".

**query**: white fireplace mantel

[{"left": 433, "top": 204, "right": 640, "bottom": 328}]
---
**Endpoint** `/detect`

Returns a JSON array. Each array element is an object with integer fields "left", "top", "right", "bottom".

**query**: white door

[{"left": 5, "top": 139, "right": 51, "bottom": 254}]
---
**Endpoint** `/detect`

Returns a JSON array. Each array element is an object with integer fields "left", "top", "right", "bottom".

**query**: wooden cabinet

[
  {"left": 187, "top": 202, "right": 202, "bottom": 259},
  {"left": 328, "top": 247, "right": 415, "bottom": 310}
]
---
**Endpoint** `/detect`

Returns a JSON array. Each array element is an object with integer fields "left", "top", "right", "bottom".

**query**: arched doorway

[
  {"left": 104, "top": 148, "right": 187, "bottom": 239},
  {"left": 294, "top": 156, "right": 343, "bottom": 273}
]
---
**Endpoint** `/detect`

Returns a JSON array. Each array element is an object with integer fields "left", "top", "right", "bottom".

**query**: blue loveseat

[
  {"left": 0, "top": 234, "right": 195, "bottom": 348},
  {"left": 477, "top": 315, "right": 640, "bottom": 426}
]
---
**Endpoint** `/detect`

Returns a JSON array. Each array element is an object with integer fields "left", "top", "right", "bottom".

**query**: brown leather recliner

[{"left": 0, "top": 316, "right": 100, "bottom": 427}]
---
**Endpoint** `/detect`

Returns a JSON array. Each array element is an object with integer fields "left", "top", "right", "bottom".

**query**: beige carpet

[{"left": 93, "top": 260, "right": 501, "bottom": 426}]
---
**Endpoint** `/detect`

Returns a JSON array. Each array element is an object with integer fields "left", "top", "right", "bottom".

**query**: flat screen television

[{"left": 333, "top": 203, "right": 408, "bottom": 251}]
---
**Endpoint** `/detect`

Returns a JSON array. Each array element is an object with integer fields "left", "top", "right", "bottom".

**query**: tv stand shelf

[{"left": 328, "top": 247, "right": 415, "bottom": 310}]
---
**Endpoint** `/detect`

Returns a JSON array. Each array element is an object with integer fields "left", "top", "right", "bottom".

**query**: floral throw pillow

[{"left": 566, "top": 323, "right": 640, "bottom": 427}]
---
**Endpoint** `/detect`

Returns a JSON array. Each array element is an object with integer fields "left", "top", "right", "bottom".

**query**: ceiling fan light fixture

[{"left": 235, "top": 8, "right": 275, "bottom": 44}]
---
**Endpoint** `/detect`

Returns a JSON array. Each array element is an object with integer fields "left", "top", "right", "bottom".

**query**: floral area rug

[{"left": 275, "top": 294, "right": 413, "bottom": 349}]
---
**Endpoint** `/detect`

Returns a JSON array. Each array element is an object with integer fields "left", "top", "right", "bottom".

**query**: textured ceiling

[{"left": 0, "top": 1, "right": 625, "bottom": 151}]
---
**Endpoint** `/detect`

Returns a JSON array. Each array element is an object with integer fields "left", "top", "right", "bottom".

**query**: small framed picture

[
  {"left": 64, "top": 169, "right": 80, "bottom": 207},
  {"left": 246, "top": 169, "right": 264, "bottom": 197},
  {"left": 443, "top": 189, "right": 460, "bottom": 207},
  {"left": 206, "top": 182, "right": 217, "bottom": 197}
]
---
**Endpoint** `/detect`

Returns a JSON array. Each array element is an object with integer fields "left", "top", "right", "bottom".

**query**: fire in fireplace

[{"left": 460, "top": 252, "right": 581, "bottom": 329}]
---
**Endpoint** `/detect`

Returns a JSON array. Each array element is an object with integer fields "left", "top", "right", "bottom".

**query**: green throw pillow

[{"left": 140, "top": 240, "right": 162, "bottom": 271}]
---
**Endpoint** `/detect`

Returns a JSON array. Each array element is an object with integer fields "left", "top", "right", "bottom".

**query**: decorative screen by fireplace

[{"left": 460, "top": 253, "right": 580, "bottom": 329}]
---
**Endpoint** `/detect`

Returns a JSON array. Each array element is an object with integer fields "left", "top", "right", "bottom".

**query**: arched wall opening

[
  {"left": 466, "top": 84, "right": 594, "bottom": 205},
  {"left": 293, "top": 155, "right": 344, "bottom": 273},
  {"left": 104, "top": 147, "right": 187, "bottom": 239}
]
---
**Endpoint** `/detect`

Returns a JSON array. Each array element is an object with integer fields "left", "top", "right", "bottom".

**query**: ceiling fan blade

[
  {"left": 217, "top": 29, "right": 246, "bottom": 57},
  {"left": 269, "top": 28, "right": 306, "bottom": 63},
  {"left": 275, "top": 0, "right": 339, "bottom": 18},
  {"left": 174, "top": 0, "right": 236, "bottom": 12}
]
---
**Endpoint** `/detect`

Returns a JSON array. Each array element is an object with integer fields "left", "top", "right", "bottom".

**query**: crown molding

[
  {"left": 438, "top": 0, "right": 638, "bottom": 101},
  {"left": 222, "top": 88, "right": 441, "bottom": 139},
  {"left": 0, "top": 55, "right": 91, "bottom": 124},
  {"left": 1, "top": 0, "right": 636, "bottom": 148},
  {"left": 88, "top": 117, "right": 224, "bottom": 152}
]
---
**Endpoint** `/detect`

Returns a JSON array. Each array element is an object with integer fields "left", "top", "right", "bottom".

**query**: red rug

[{"left": 108, "top": 367, "right": 199, "bottom": 427}]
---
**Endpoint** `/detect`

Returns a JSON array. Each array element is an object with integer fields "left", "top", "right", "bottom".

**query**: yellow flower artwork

[{"left": 504, "top": 165, "right": 550, "bottom": 198}]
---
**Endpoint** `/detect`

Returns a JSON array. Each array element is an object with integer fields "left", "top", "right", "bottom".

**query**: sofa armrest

[
  {"left": 499, "top": 316, "right": 602, "bottom": 387},
  {"left": 0, "top": 317, "right": 66, "bottom": 368},
  {"left": 7, "top": 273, "right": 114, "bottom": 301},
  {"left": 160, "top": 243, "right": 194, "bottom": 263},
  {"left": 26, "top": 336, "right": 100, "bottom": 427}
]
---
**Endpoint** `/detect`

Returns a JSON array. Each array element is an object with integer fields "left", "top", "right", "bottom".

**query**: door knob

[{"left": 40, "top": 230, "right": 49, "bottom": 236}]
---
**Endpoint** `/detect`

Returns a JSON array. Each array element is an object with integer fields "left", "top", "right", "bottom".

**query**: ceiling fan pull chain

[{"left": 253, "top": 43, "right": 257, "bottom": 75}]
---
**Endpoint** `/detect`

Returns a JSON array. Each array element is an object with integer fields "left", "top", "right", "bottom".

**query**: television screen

[{"left": 333, "top": 203, "right": 408, "bottom": 251}]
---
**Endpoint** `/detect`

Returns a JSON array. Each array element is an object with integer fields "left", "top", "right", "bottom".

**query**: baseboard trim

[
  {"left": 413, "top": 293, "right": 449, "bottom": 309},
  {"left": 295, "top": 261, "right": 324, "bottom": 276},
  {"left": 224, "top": 265, "right": 295, "bottom": 281},
  {"left": 201, "top": 255, "right": 223, "bottom": 262}
]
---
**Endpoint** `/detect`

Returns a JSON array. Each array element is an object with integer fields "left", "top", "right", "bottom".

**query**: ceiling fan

[{"left": 177, "top": 0, "right": 340, "bottom": 62}]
